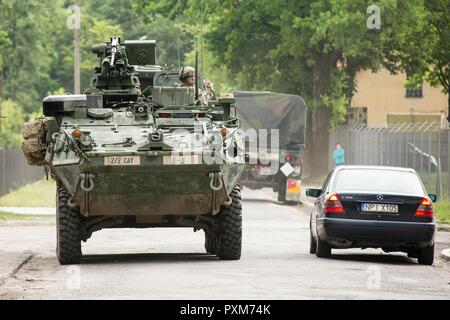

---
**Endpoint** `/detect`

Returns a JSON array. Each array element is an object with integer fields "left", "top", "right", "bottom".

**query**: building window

[
  {"left": 405, "top": 74, "right": 423, "bottom": 98},
  {"left": 406, "top": 87, "right": 423, "bottom": 97},
  {"left": 347, "top": 107, "right": 367, "bottom": 125}
]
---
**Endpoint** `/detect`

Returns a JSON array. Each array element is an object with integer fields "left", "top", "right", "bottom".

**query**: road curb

[
  {"left": 437, "top": 224, "right": 450, "bottom": 232},
  {"left": 0, "top": 251, "right": 34, "bottom": 286},
  {"left": 441, "top": 249, "right": 450, "bottom": 262}
]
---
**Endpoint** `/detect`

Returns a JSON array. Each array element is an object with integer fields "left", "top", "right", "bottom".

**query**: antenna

[
  {"left": 195, "top": 49, "right": 199, "bottom": 105},
  {"left": 200, "top": 0, "right": 204, "bottom": 76}
]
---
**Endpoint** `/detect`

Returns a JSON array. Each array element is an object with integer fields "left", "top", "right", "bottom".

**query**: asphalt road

[{"left": 0, "top": 188, "right": 450, "bottom": 299}]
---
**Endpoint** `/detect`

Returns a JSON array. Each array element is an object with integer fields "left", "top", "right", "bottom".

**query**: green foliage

[
  {"left": 323, "top": 70, "right": 349, "bottom": 128},
  {"left": 423, "top": 0, "right": 449, "bottom": 96},
  {"left": 435, "top": 199, "right": 450, "bottom": 223},
  {"left": 0, "top": 99, "right": 24, "bottom": 149},
  {"left": 404, "top": 73, "right": 424, "bottom": 90}
]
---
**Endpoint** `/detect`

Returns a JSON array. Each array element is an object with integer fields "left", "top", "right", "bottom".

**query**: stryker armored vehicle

[{"left": 22, "top": 37, "right": 246, "bottom": 264}]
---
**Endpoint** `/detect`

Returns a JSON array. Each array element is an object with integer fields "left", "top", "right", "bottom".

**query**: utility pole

[{"left": 74, "top": 0, "right": 81, "bottom": 94}]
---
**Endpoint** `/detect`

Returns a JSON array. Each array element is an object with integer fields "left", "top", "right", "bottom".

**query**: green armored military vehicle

[{"left": 22, "top": 37, "right": 246, "bottom": 264}]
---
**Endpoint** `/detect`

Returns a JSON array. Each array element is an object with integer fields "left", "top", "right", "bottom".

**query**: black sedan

[{"left": 306, "top": 166, "right": 437, "bottom": 265}]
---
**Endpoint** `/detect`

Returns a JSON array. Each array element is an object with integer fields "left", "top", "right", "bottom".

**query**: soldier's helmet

[{"left": 179, "top": 66, "right": 195, "bottom": 81}]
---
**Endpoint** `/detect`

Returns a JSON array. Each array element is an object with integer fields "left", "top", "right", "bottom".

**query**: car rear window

[{"left": 334, "top": 169, "right": 425, "bottom": 195}]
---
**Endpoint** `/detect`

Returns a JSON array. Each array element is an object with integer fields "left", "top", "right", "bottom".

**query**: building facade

[{"left": 350, "top": 68, "right": 448, "bottom": 127}]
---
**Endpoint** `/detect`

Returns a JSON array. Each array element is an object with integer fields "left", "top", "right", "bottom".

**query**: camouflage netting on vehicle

[
  {"left": 21, "top": 118, "right": 47, "bottom": 166},
  {"left": 233, "top": 91, "right": 307, "bottom": 148}
]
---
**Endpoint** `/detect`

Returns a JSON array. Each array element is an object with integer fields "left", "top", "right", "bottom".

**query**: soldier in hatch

[
  {"left": 178, "top": 66, "right": 207, "bottom": 105},
  {"left": 204, "top": 79, "right": 216, "bottom": 101}
]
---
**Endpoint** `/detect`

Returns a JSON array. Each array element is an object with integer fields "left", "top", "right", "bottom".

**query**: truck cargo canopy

[{"left": 233, "top": 91, "right": 307, "bottom": 148}]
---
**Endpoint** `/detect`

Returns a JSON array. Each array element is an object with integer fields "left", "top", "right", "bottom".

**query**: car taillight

[
  {"left": 324, "top": 193, "right": 345, "bottom": 214},
  {"left": 414, "top": 198, "right": 433, "bottom": 218}
]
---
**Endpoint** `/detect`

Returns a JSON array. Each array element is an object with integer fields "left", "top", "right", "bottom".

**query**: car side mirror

[
  {"left": 428, "top": 194, "right": 437, "bottom": 203},
  {"left": 306, "top": 188, "right": 321, "bottom": 198}
]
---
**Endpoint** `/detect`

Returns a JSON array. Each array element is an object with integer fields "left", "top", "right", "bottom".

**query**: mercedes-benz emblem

[{"left": 376, "top": 194, "right": 384, "bottom": 201}]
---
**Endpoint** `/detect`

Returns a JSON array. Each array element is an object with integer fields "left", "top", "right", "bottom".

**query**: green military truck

[{"left": 234, "top": 91, "right": 307, "bottom": 204}]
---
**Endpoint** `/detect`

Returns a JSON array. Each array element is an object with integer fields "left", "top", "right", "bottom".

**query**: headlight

[{"left": 80, "top": 134, "right": 93, "bottom": 147}]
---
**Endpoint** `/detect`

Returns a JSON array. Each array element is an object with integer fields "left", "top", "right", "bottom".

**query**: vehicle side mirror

[
  {"left": 428, "top": 194, "right": 437, "bottom": 203},
  {"left": 306, "top": 188, "right": 321, "bottom": 198}
]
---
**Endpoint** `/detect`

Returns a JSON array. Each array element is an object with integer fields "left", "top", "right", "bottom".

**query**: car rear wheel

[
  {"left": 56, "top": 184, "right": 82, "bottom": 265},
  {"left": 216, "top": 185, "right": 242, "bottom": 260},
  {"left": 309, "top": 222, "right": 317, "bottom": 254},
  {"left": 316, "top": 237, "right": 332, "bottom": 258},
  {"left": 418, "top": 244, "right": 434, "bottom": 265}
]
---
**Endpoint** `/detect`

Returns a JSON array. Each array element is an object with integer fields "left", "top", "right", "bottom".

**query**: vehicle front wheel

[
  {"left": 204, "top": 231, "right": 217, "bottom": 254},
  {"left": 216, "top": 185, "right": 242, "bottom": 260},
  {"left": 316, "top": 237, "right": 332, "bottom": 258},
  {"left": 418, "top": 244, "right": 434, "bottom": 265},
  {"left": 56, "top": 184, "right": 82, "bottom": 265}
]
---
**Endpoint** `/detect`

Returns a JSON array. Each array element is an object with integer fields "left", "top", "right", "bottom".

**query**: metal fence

[
  {"left": 329, "top": 122, "right": 450, "bottom": 199},
  {"left": 0, "top": 149, "right": 44, "bottom": 197}
]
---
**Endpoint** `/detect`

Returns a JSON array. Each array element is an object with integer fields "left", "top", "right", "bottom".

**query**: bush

[{"left": 0, "top": 99, "right": 24, "bottom": 149}]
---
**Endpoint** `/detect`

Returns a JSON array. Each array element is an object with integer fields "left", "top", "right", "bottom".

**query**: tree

[
  {"left": 0, "top": 30, "right": 11, "bottom": 128},
  {"left": 0, "top": 99, "right": 24, "bottom": 149},
  {"left": 424, "top": 0, "right": 449, "bottom": 120}
]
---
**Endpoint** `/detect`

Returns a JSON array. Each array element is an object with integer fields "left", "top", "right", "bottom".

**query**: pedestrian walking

[{"left": 332, "top": 143, "right": 345, "bottom": 166}]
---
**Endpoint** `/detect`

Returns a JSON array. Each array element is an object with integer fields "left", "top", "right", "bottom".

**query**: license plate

[
  {"left": 361, "top": 203, "right": 398, "bottom": 213},
  {"left": 104, "top": 156, "right": 140, "bottom": 166},
  {"left": 163, "top": 154, "right": 199, "bottom": 165}
]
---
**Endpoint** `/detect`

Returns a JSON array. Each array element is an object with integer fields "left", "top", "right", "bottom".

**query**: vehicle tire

[
  {"left": 316, "top": 237, "right": 332, "bottom": 258},
  {"left": 309, "top": 222, "right": 317, "bottom": 254},
  {"left": 309, "top": 232, "right": 317, "bottom": 254},
  {"left": 56, "top": 184, "right": 82, "bottom": 265},
  {"left": 418, "top": 244, "right": 434, "bottom": 265},
  {"left": 216, "top": 185, "right": 242, "bottom": 260},
  {"left": 277, "top": 178, "right": 287, "bottom": 203},
  {"left": 204, "top": 232, "right": 217, "bottom": 254}
]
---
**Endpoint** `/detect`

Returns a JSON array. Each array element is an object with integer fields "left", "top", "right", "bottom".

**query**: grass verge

[
  {"left": 0, "top": 179, "right": 56, "bottom": 207},
  {"left": 0, "top": 211, "right": 53, "bottom": 221},
  {"left": 435, "top": 199, "right": 450, "bottom": 224}
]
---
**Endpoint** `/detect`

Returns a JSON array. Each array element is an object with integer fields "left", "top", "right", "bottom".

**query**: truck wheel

[
  {"left": 56, "top": 185, "right": 82, "bottom": 265},
  {"left": 418, "top": 244, "right": 434, "bottom": 265},
  {"left": 204, "top": 232, "right": 217, "bottom": 254},
  {"left": 316, "top": 237, "right": 331, "bottom": 258},
  {"left": 277, "top": 178, "right": 287, "bottom": 203},
  {"left": 216, "top": 185, "right": 242, "bottom": 260}
]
